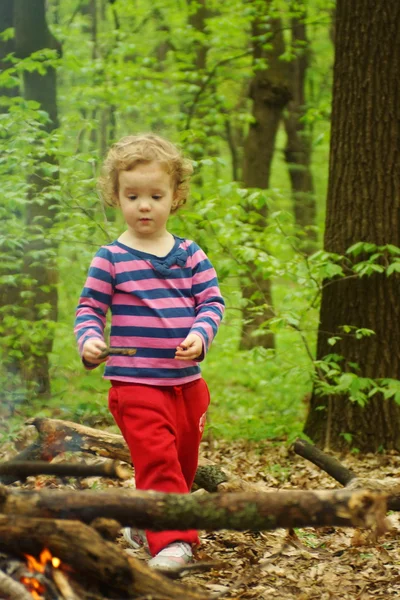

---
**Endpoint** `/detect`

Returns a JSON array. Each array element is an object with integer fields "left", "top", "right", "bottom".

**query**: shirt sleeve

[
  {"left": 74, "top": 247, "right": 114, "bottom": 369},
  {"left": 189, "top": 243, "right": 225, "bottom": 359}
]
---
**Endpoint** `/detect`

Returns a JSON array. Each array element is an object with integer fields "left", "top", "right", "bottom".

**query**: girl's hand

[
  {"left": 175, "top": 333, "right": 203, "bottom": 361},
  {"left": 82, "top": 338, "right": 108, "bottom": 364}
]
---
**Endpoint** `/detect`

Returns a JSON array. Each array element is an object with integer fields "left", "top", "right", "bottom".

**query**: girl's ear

[{"left": 171, "top": 190, "right": 180, "bottom": 210}]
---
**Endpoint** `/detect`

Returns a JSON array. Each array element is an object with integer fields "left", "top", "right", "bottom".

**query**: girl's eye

[
  {"left": 152, "top": 195, "right": 162, "bottom": 200},
  {"left": 128, "top": 195, "right": 137, "bottom": 200}
]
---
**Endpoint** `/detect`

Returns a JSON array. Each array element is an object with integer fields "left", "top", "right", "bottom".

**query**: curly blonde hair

[{"left": 99, "top": 133, "right": 193, "bottom": 212}]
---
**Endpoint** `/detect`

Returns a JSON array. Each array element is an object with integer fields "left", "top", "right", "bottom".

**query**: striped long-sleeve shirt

[{"left": 74, "top": 236, "right": 225, "bottom": 386}]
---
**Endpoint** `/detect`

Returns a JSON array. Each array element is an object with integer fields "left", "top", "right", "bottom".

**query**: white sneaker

[
  {"left": 122, "top": 527, "right": 147, "bottom": 550},
  {"left": 148, "top": 542, "right": 193, "bottom": 570}
]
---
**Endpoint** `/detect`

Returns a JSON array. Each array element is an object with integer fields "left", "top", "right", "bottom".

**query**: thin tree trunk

[
  {"left": 12, "top": 0, "right": 61, "bottom": 398},
  {"left": 0, "top": 0, "right": 23, "bottom": 403},
  {"left": 52, "top": 0, "right": 61, "bottom": 25},
  {"left": 240, "top": 1, "right": 291, "bottom": 350},
  {"left": 184, "top": 0, "right": 215, "bottom": 184},
  {"left": 284, "top": 6, "right": 317, "bottom": 254},
  {"left": 304, "top": 0, "right": 400, "bottom": 452}
]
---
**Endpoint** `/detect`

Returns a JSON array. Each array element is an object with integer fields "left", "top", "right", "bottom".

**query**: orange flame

[{"left": 21, "top": 548, "right": 61, "bottom": 599}]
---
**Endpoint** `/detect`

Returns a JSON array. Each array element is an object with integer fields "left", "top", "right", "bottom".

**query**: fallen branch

[
  {"left": 0, "top": 460, "right": 130, "bottom": 481},
  {"left": 0, "top": 486, "right": 388, "bottom": 533},
  {"left": 0, "top": 569, "right": 33, "bottom": 600},
  {"left": 4, "top": 417, "right": 230, "bottom": 493},
  {"left": 293, "top": 437, "right": 400, "bottom": 511},
  {"left": 27, "top": 417, "right": 131, "bottom": 462},
  {"left": 293, "top": 438, "right": 355, "bottom": 485},
  {"left": 0, "top": 515, "right": 209, "bottom": 600}
]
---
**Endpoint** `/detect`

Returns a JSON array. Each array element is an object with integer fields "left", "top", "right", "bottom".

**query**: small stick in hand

[{"left": 98, "top": 347, "right": 137, "bottom": 359}]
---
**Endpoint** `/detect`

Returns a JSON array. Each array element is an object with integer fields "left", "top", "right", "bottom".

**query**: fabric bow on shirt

[{"left": 149, "top": 248, "right": 188, "bottom": 277}]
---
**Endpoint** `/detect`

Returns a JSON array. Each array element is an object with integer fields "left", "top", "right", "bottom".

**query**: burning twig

[
  {"left": 0, "top": 569, "right": 33, "bottom": 600},
  {"left": 0, "top": 459, "right": 131, "bottom": 481},
  {"left": 53, "top": 568, "right": 78, "bottom": 600}
]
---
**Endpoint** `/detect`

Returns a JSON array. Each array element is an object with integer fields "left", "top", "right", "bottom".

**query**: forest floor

[
  {"left": 175, "top": 438, "right": 400, "bottom": 600},
  {"left": 1, "top": 433, "right": 400, "bottom": 599},
  {"left": 125, "top": 437, "right": 400, "bottom": 599}
]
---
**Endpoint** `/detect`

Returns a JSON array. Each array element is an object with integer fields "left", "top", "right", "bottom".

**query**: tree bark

[
  {"left": 240, "top": 1, "right": 291, "bottom": 350},
  {"left": 304, "top": 0, "right": 400, "bottom": 452},
  {"left": 0, "top": 516, "right": 209, "bottom": 599},
  {"left": 0, "top": 485, "right": 388, "bottom": 532},
  {"left": 284, "top": 5, "right": 317, "bottom": 254}
]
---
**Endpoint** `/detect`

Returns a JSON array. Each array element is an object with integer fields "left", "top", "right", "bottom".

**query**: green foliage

[{"left": 3, "top": 0, "right": 397, "bottom": 446}]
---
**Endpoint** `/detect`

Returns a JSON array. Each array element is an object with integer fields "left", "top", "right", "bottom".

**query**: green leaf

[{"left": 386, "top": 262, "right": 400, "bottom": 276}]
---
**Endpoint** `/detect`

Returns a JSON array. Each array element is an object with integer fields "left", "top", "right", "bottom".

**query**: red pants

[{"left": 108, "top": 378, "right": 210, "bottom": 556}]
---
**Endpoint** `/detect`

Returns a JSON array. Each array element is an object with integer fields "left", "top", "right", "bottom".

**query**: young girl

[{"left": 74, "top": 133, "right": 224, "bottom": 570}]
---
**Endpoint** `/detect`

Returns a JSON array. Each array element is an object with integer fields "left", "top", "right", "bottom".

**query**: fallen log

[
  {"left": 0, "top": 515, "right": 209, "bottom": 600},
  {"left": 293, "top": 437, "right": 400, "bottom": 511},
  {"left": 0, "top": 460, "right": 130, "bottom": 481},
  {"left": 0, "top": 485, "right": 388, "bottom": 533},
  {"left": 4, "top": 417, "right": 231, "bottom": 492}
]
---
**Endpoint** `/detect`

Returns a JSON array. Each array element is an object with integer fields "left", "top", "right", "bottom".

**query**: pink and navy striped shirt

[{"left": 74, "top": 236, "right": 224, "bottom": 386}]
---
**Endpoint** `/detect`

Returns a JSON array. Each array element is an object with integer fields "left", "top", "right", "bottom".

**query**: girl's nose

[{"left": 138, "top": 199, "right": 151, "bottom": 211}]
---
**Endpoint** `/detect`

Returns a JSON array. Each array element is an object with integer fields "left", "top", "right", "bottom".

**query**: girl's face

[{"left": 117, "top": 161, "right": 176, "bottom": 239}]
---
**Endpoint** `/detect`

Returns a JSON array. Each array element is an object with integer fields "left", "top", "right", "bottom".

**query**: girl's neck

[{"left": 118, "top": 230, "right": 175, "bottom": 257}]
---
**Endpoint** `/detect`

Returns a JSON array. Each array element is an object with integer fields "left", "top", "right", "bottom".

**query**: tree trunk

[
  {"left": 284, "top": 6, "right": 317, "bottom": 254},
  {"left": 0, "top": 0, "right": 23, "bottom": 406},
  {"left": 13, "top": 0, "right": 60, "bottom": 398},
  {"left": 184, "top": 0, "right": 216, "bottom": 177},
  {"left": 240, "top": 1, "right": 291, "bottom": 350},
  {"left": 304, "top": 0, "right": 400, "bottom": 452},
  {"left": 0, "top": 486, "right": 388, "bottom": 532},
  {"left": 187, "top": 0, "right": 209, "bottom": 72}
]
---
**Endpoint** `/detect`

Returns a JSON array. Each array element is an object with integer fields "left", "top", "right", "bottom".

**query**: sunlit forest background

[{"left": 1, "top": 0, "right": 337, "bottom": 443}]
